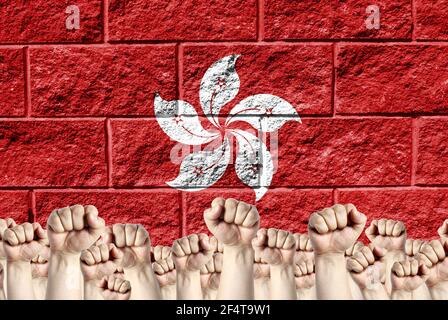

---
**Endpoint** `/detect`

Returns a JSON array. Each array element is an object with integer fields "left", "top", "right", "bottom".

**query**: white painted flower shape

[{"left": 154, "top": 54, "right": 301, "bottom": 201}]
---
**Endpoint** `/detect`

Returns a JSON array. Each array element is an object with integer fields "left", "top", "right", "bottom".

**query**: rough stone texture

[
  {"left": 108, "top": 0, "right": 257, "bottom": 41},
  {"left": 0, "top": 120, "right": 106, "bottom": 186},
  {"left": 338, "top": 189, "right": 448, "bottom": 240},
  {"left": 182, "top": 45, "right": 333, "bottom": 116},
  {"left": 184, "top": 189, "right": 334, "bottom": 235},
  {"left": 30, "top": 46, "right": 176, "bottom": 116},
  {"left": 272, "top": 118, "right": 412, "bottom": 187},
  {"left": 265, "top": 0, "right": 412, "bottom": 40},
  {"left": 337, "top": 45, "right": 448, "bottom": 115},
  {"left": 0, "top": 49, "right": 25, "bottom": 116},
  {"left": 416, "top": 0, "right": 448, "bottom": 40},
  {"left": 416, "top": 118, "right": 448, "bottom": 185},
  {"left": 0, "top": 0, "right": 102, "bottom": 43},
  {"left": 0, "top": 191, "right": 29, "bottom": 223},
  {"left": 34, "top": 190, "right": 181, "bottom": 245}
]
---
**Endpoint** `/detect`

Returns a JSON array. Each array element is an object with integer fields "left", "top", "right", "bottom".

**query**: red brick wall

[{"left": 0, "top": 0, "right": 447, "bottom": 245}]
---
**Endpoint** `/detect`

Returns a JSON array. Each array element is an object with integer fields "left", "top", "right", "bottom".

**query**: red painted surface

[{"left": 0, "top": 0, "right": 447, "bottom": 245}]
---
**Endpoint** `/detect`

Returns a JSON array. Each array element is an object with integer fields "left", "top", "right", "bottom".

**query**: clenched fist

[
  {"left": 204, "top": 198, "right": 259, "bottom": 247},
  {"left": 153, "top": 256, "right": 176, "bottom": 288},
  {"left": 365, "top": 219, "right": 406, "bottom": 251},
  {"left": 308, "top": 204, "right": 367, "bottom": 255},
  {"left": 405, "top": 239, "right": 427, "bottom": 258},
  {"left": 152, "top": 245, "right": 172, "bottom": 263},
  {"left": 294, "top": 259, "right": 315, "bottom": 290},
  {"left": 0, "top": 218, "right": 16, "bottom": 259},
  {"left": 438, "top": 220, "right": 448, "bottom": 242},
  {"left": 107, "top": 224, "right": 151, "bottom": 269},
  {"left": 345, "top": 241, "right": 364, "bottom": 258},
  {"left": 253, "top": 246, "right": 270, "bottom": 280},
  {"left": 200, "top": 253, "right": 223, "bottom": 292},
  {"left": 391, "top": 259, "right": 429, "bottom": 291},
  {"left": 294, "top": 233, "right": 313, "bottom": 262},
  {"left": 252, "top": 228, "right": 296, "bottom": 266},
  {"left": 172, "top": 234, "right": 213, "bottom": 271},
  {"left": 99, "top": 275, "right": 131, "bottom": 300},
  {"left": 31, "top": 244, "right": 50, "bottom": 278},
  {"left": 3, "top": 222, "right": 47, "bottom": 262},
  {"left": 81, "top": 243, "right": 123, "bottom": 281},
  {"left": 416, "top": 240, "right": 448, "bottom": 288},
  {"left": 47, "top": 205, "right": 105, "bottom": 254},
  {"left": 347, "top": 245, "right": 387, "bottom": 290}
]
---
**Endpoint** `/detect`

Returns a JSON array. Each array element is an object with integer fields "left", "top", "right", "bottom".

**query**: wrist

[{"left": 223, "top": 244, "right": 253, "bottom": 265}]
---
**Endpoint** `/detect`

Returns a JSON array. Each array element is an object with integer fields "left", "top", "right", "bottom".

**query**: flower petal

[
  {"left": 226, "top": 94, "right": 301, "bottom": 132},
  {"left": 154, "top": 93, "right": 219, "bottom": 145},
  {"left": 200, "top": 54, "right": 240, "bottom": 127},
  {"left": 167, "top": 137, "right": 230, "bottom": 190},
  {"left": 231, "top": 129, "right": 273, "bottom": 201}
]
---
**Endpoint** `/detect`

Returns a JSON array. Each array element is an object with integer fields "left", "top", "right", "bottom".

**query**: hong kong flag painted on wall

[{"left": 0, "top": 0, "right": 448, "bottom": 245}]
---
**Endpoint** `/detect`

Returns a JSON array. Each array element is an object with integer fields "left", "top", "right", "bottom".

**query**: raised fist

[
  {"left": 345, "top": 241, "right": 364, "bottom": 257},
  {"left": 0, "top": 218, "right": 16, "bottom": 258},
  {"left": 294, "top": 233, "right": 313, "bottom": 262},
  {"left": 308, "top": 204, "right": 367, "bottom": 255},
  {"left": 416, "top": 240, "right": 448, "bottom": 287},
  {"left": 294, "top": 259, "right": 315, "bottom": 290},
  {"left": 438, "top": 220, "right": 448, "bottom": 242},
  {"left": 99, "top": 275, "right": 131, "bottom": 300},
  {"left": 252, "top": 228, "right": 296, "bottom": 266},
  {"left": 47, "top": 205, "right": 105, "bottom": 253},
  {"left": 106, "top": 224, "right": 151, "bottom": 269},
  {"left": 365, "top": 219, "right": 406, "bottom": 252},
  {"left": 153, "top": 256, "right": 176, "bottom": 288},
  {"left": 172, "top": 234, "right": 213, "bottom": 271},
  {"left": 81, "top": 243, "right": 123, "bottom": 281},
  {"left": 253, "top": 245, "right": 270, "bottom": 279},
  {"left": 347, "top": 245, "right": 387, "bottom": 290},
  {"left": 152, "top": 245, "right": 171, "bottom": 263},
  {"left": 200, "top": 253, "right": 223, "bottom": 291},
  {"left": 3, "top": 222, "right": 47, "bottom": 262},
  {"left": 31, "top": 243, "right": 50, "bottom": 278},
  {"left": 405, "top": 239, "right": 427, "bottom": 257},
  {"left": 204, "top": 198, "right": 259, "bottom": 247},
  {"left": 391, "top": 259, "right": 429, "bottom": 291}
]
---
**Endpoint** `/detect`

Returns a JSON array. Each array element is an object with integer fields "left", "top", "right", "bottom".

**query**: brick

[
  {"left": 264, "top": 0, "right": 412, "bottom": 40},
  {"left": 271, "top": 118, "right": 412, "bottom": 187},
  {"left": 184, "top": 189, "right": 333, "bottom": 235},
  {"left": 0, "top": 0, "right": 102, "bottom": 43},
  {"left": 30, "top": 46, "right": 176, "bottom": 116},
  {"left": 0, "top": 191, "right": 30, "bottom": 224},
  {"left": 0, "top": 120, "right": 106, "bottom": 187},
  {"left": 34, "top": 190, "right": 181, "bottom": 245},
  {"left": 111, "top": 119, "right": 254, "bottom": 188},
  {"left": 338, "top": 189, "right": 448, "bottom": 240},
  {"left": 416, "top": 118, "right": 448, "bottom": 185},
  {"left": 182, "top": 45, "right": 333, "bottom": 116},
  {"left": 108, "top": 0, "right": 256, "bottom": 41},
  {"left": 416, "top": 0, "right": 448, "bottom": 40},
  {"left": 336, "top": 45, "right": 448, "bottom": 114},
  {"left": 0, "top": 49, "right": 25, "bottom": 116}
]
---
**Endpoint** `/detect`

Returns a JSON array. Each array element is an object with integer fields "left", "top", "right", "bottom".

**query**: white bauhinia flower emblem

[{"left": 154, "top": 54, "right": 301, "bottom": 201}]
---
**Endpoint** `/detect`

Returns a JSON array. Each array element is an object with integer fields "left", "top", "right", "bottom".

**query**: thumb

[
  {"left": 204, "top": 205, "right": 223, "bottom": 230},
  {"left": 87, "top": 213, "right": 105, "bottom": 231}
]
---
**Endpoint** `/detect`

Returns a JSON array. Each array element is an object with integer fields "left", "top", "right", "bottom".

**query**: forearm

[
  {"left": 412, "top": 283, "right": 431, "bottom": 300},
  {"left": 296, "top": 286, "right": 316, "bottom": 300},
  {"left": 161, "top": 284, "right": 176, "bottom": 300},
  {"left": 0, "top": 288, "right": 5, "bottom": 300},
  {"left": 46, "top": 252, "right": 83, "bottom": 300},
  {"left": 315, "top": 253, "right": 352, "bottom": 300},
  {"left": 84, "top": 279, "right": 103, "bottom": 300},
  {"left": 270, "top": 264, "right": 296, "bottom": 300},
  {"left": 32, "top": 277, "right": 47, "bottom": 300},
  {"left": 176, "top": 270, "right": 203, "bottom": 300},
  {"left": 7, "top": 261, "right": 34, "bottom": 299},
  {"left": 428, "top": 281, "right": 448, "bottom": 300},
  {"left": 254, "top": 277, "right": 270, "bottom": 300},
  {"left": 202, "top": 288, "right": 217, "bottom": 300},
  {"left": 218, "top": 245, "right": 254, "bottom": 300},
  {"left": 125, "top": 264, "right": 161, "bottom": 300},
  {"left": 0, "top": 258, "right": 6, "bottom": 297},
  {"left": 391, "top": 289, "right": 412, "bottom": 300},
  {"left": 362, "top": 286, "right": 390, "bottom": 300}
]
